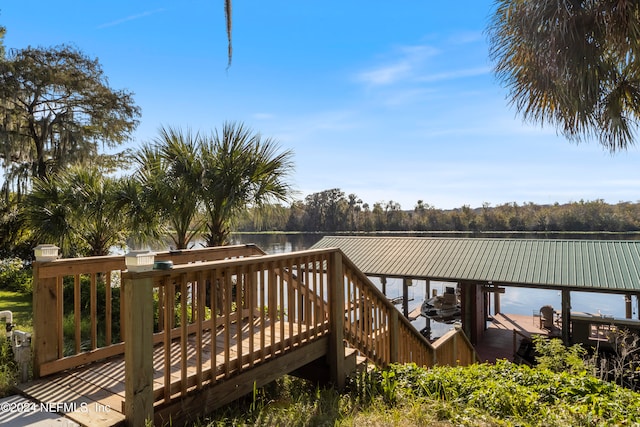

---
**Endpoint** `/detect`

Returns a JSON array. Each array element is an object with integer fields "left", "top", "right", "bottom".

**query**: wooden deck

[
  {"left": 23, "top": 245, "right": 475, "bottom": 426},
  {"left": 475, "top": 313, "right": 554, "bottom": 363},
  {"left": 17, "top": 318, "right": 315, "bottom": 427}
]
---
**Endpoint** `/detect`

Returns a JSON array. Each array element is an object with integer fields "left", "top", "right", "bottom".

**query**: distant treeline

[{"left": 237, "top": 188, "right": 640, "bottom": 233}]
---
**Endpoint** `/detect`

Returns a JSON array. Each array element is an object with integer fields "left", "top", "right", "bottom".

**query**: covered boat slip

[{"left": 311, "top": 236, "right": 640, "bottom": 349}]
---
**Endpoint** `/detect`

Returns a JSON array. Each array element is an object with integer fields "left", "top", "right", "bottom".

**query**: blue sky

[{"left": 3, "top": 1, "right": 640, "bottom": 209}]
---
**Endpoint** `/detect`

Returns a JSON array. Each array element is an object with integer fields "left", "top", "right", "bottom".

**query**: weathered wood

[{"left": 123, "top": 274, "right": 154, "bottom": 426}]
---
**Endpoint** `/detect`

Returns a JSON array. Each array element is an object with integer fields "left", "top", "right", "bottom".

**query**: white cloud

[
  {"left": 252, "top": 113, "right": 275, "bottom": 120},
  {"left": 97, "top": 9, "right": 166, "bottom": 29},
  {"left": 417, "top": 66, "right": 491, "bottom": 83},
  {"left": 355, "top": 44, "right": 439, "bottom": 86},
  {"left": 358, "top": 62, "right": 413, "bottom": 86}
]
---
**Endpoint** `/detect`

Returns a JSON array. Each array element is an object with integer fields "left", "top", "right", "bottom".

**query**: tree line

[{"left": 236, "top": 188, "right": 640, "bottom": 234}]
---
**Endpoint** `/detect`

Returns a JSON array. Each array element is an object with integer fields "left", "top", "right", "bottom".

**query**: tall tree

[
  {"left": 0, "top": 45, "right": 140, "bottom": 196},
  {"left": 200, "top": 122, "right": 294, "bottom": 246},
  {"left": 488, "top": 1, "right": 640, "bottom": 151}
]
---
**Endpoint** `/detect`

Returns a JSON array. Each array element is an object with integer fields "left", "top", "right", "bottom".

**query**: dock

[{"left": 475, "top": 313, "right": 552, "bottom": 363}]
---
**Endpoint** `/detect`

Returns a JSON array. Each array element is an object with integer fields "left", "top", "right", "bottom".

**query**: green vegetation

[
  {"left": 0, "top": 331, "right": 17, "bottom": 398},
  {"left": 131, "top": 122, "right": 294, "bottom": 249},
  {"left": 0, "top": 290, "right": 31, "bottom": 330},
  {"left": 489, "top": 1, "right": 640, "bottom": 152},
  {"left": 0, "top": 44, "right": 139, "bottom": 186},
  {"left": 195, "top": 361, "right": 640, "bottom": 427},
  {"left": 0, "top": 258, "right": 32, "bottom": 294},
  {"left": 237, "top": 187, "right": 640, "bottom": 234}
]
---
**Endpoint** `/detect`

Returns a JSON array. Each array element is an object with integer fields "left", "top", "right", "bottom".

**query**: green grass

[
  {"left": 0, "top": 290, "right": 32, "bottom": 331},
  {"left": 0, "top": 290, "right": 32, "bottom": 397}
]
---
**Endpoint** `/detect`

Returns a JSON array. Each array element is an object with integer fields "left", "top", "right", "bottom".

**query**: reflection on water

[
  {"left": 230, "top": 232, "right": 639, "bottom": 340},
  {"left": 228, "top": 233, "right": 323, "bottom": 253}
]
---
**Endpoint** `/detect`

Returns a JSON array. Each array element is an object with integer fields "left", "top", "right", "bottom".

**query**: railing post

[
  {"left": 32, "top": 244, "right": 60, "bottom": 379},
  {"left": 328, "top": 250, "right": 346, "bottom": 388},
  {"left": 389, "top": 309, "right": 399, "bottom": 364},
  {"left": 123, "top": 251, "right": 155, "bottom": 426},
  {"left": 453, "top": 333, "right": 458, "bottom": 365}
]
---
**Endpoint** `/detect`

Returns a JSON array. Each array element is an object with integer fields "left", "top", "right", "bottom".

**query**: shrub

[
  {"left": 0, "top": 258, "right": 32, "bottom": 294},
  {"left": 0, "top": 333, "right": 17, "bottom": 397},
  {"left": 533, "top": 335, "right": 588, "bottom": 375},
  {"left": 346, "top": 361, "right": 640, "bottom": 426}
]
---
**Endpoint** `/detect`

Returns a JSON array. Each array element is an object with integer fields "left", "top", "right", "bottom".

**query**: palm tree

[
  {"left": 199, "top": 122, "right": 294, "bottom": 246},
  {"left": 25, "top": 165, "right": 131, "bottom": 257},
  {"left": 488, "top": 1, "right": 640, "bottom": 152},
  {"left": 132, "top": 127, "right": 204, "bottom": 250}
]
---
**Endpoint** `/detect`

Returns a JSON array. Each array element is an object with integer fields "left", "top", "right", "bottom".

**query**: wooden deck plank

[
  {"left": 476, "top": 313, "right": 550, "bottom": 363},
  {"left": 18, "top": 317, "right": 319, "bottom": 427},
  {"left": 17, "top": 374, "right": 125, "bottom": 427}
]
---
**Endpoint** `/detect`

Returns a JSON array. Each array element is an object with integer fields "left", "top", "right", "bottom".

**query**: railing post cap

[
  {"left": 34, "top": 244, "right": 59, "bottom": 262},
  {"left": 125, "top": 250, "right": 155, "bottom": 272}
]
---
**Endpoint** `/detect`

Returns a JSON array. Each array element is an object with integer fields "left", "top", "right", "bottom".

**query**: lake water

[{"left": 229, "top": 232, "right": 639, "bottom": 339}]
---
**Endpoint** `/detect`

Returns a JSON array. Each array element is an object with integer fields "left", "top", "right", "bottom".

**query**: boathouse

[{"left": 311, "top": 236, "right": 640, "bottom": 346}]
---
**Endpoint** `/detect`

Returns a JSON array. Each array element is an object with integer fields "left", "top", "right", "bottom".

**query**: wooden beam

[
  {"left": 402, "top": 278, "right": 410, "bottom": 318},
  {"left": 561, "top": 289, "right": 571, "bottom": 345},
  {"left": 32, "top": 261, "right": 59, "bottom": 379},
  {"left": 389, "top": 309, "right": 399, "bottom": 364},
  {"left": 123, "top": 273, "right": 154, "bottom": 426},
  {"left": 481, "top": 285, "right": 506, "bottom": 293},
  {"left": 328, "top": 251, "right": 345, "bottom": 388}
]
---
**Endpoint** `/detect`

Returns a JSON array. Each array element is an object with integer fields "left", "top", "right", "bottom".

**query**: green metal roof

[{"left": 310, "top": 236, "right": 640, "bottom": 293}]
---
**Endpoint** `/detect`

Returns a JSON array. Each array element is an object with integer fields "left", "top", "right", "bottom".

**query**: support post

[
  {"left": 123, "top": 272, "right": 154, "bottom": 426},
  {"left": 493, "top": 284, "right": 501, "bottom": 314},
  {"left": 425, "top": 280, "right": 430, "bottom": 303},
  {"left": 389, "top": 309, "right": 399, "bottom": 364},
  {"left": 32, "top": 245, "right": 60, "bottom": 379},
  {"left": 380, "top": 276, "right": 387, "bottom": 296},
  {"left": 561, "top": 289, "right": 571, "bottom": 345},
  {"left": 625, "top": 294, "right": 632, "bottom": 319},
  {"left": 328, "top": 251, "right": 345, "bottom": 389},
  {"left": 402, "top": 278, "right": 410, "bottom": 318}
]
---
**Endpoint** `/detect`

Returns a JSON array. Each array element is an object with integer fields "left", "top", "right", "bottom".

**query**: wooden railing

[
  {"left": 340, "top": 255, "right": 435, "bottom": 366},
  {"left": 32, "top": 244, "right": 266, "bottom": 377},
  {"left": 339, "top": 255, "right": 476, "bottom": 367},
  {"left": 121, "top": 248, "right": 337, "bottom": 425},
  {"left": 432, "top": 328, "right": 477, "bottom": 366},
  {"left": 32, "top": 245, "right": 477, "bottom": 426}
]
